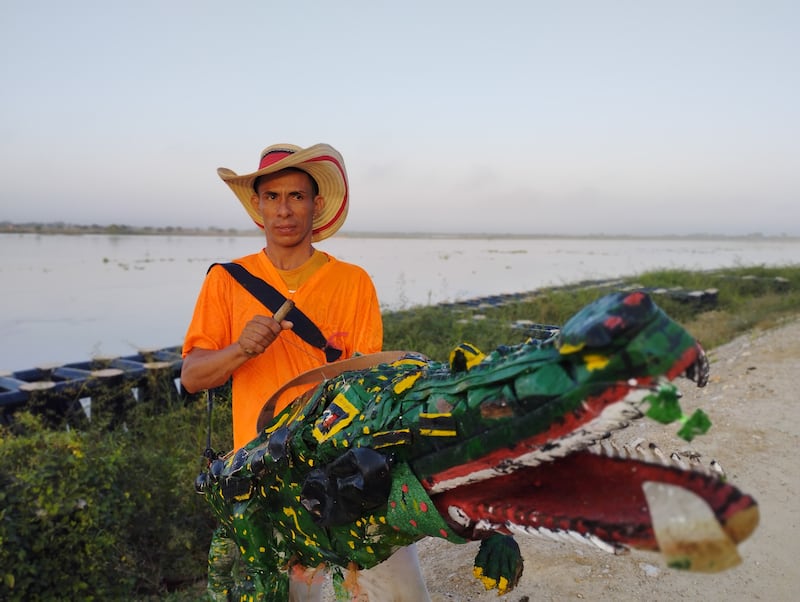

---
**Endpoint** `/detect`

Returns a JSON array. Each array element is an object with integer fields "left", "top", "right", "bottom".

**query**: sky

[{"left": 1, "top": 1, "right": 798, "bottom": 236}]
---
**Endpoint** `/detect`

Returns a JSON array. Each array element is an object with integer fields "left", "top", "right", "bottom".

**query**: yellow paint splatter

[
  {"left": 419, "top": 429, "right": 457, "bottom": 437},
  {"left": 393, "top": 373, "right": 421, "bottom": 394},
  {"left": 559, "top": 342, "right": 585, "bottom": 354},
  {"left": 584, "top": 353, "right": 611, "bottom": 371}
]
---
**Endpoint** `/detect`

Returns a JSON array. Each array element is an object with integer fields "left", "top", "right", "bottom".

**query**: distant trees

[{"left": 0, "top": 221, "right": 252, "bottom": 236}]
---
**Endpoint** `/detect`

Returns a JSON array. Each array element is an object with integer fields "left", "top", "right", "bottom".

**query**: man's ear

[
  {"left": 250, "top": 193, "right": 260, "bottom": 211},
  {"left": 314, "top": 195, "right": 325, "bottom": 217}
]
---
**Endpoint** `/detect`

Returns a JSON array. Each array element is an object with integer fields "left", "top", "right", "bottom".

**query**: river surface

[{"left": 1, "top": 232, "right": 798, "bottom": 373}]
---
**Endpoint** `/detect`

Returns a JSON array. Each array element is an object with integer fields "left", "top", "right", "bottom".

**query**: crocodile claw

[{"left": 473, "top": 534, "right": 524, "bottom": 594}]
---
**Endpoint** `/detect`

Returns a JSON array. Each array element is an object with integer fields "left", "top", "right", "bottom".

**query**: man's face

[{"left": 251, "top": 169, "right": 324, "bottom": 249}]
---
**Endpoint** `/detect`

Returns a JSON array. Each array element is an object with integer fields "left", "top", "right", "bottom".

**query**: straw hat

[{"left": 218, "top": 143, "right": 349, "bottom": 242}]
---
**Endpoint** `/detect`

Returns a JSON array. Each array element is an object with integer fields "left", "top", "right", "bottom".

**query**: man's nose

[{"left": 276, "top": 196, "right": 292, "bottom": 215}]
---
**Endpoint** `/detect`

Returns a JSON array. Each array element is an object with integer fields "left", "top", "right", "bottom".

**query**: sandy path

[{"left": 413, "top": 318, "right": 800, "bottom": 601}]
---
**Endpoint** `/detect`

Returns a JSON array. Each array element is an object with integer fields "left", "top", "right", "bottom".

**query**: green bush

[
  {"left": 0, "top": 413, "right": 133, "bottom": 599},
  {"left": 0, "top": 395, "right": 233, "bottom": 600}
]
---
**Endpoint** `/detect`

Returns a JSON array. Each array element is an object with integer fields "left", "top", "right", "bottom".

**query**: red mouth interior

[{"left": 432, "top": 450, "right": 756, "bottom": 551}]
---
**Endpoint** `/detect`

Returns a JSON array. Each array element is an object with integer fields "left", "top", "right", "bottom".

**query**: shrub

[{"left": 0, "top": 395, "right": 233, "bottom": 600}]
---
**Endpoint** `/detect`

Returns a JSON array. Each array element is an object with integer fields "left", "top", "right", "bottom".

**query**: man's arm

[{"left": 181, "top": 315, "right": 293, "bottom": 393}]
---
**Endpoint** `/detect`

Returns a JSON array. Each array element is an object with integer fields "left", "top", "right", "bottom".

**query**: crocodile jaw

[
  {"left": 425, "top": 386, "right": 648, "bottom": 495},
  {"left": 432, "top": 447, "right": 759, "bottom": 570}
]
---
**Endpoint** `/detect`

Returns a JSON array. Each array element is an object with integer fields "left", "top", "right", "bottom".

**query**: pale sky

[{"left": 2, "top": 1, "right": 798, "bottom": 236}]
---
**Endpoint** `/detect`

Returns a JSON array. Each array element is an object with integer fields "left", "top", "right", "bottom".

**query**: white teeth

[
  {"left": 473, "top": 519, "right": 500, "bottom": 536},
  {"left": 447, "top": 505, "right": 471, "bottom": 529},
  {"left": 586, "top": 533, "right": 625, "bottom": 555},
  {"left": 596, "top": 438, "right": 622, "bottom": 458},
  {"left": 650, "top": 444, "right": 670, "bottom": 465},
  {"left": 567, "top": 530, "right": 591, "bottom": 546},
  {"left": 670, "top": 452, "right": 689, "bottom": 470},
  {"left": 506, "top": 523, "right": 626, "bottom": 555},
  {"left": 429, "top": 385, "right": 660, "bottom": 494},
  {"left": 588, "top": 439, "right": 723, "bottom": 477},
  {"left": 539, "top": 528, "right": 564, "bottom": 543}
]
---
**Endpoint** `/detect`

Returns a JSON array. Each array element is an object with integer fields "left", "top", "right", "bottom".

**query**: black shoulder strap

[{"left": 210, "top": 262, "right": 342, "bottom": 362}]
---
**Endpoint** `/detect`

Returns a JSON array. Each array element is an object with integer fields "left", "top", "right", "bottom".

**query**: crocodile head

[{"left": 199, "top": 291, "right": 758, "bottom": 597}]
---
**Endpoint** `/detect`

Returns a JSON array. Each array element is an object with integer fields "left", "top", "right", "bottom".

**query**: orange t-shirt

[{"left": 182, "top": 250, "right": 383, "bottom": 449}]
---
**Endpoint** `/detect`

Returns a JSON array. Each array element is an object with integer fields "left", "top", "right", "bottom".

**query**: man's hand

[
  {"left": 237, "top": 315, "right": 293, "bottom": 358},
  {"left": 181, "top": 304, "right": 294, "bottom": 393}
]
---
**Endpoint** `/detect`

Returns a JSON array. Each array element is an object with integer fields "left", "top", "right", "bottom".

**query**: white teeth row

[
  {"left": 505, "top": 523, "right": 626, "bottom": 555},
  {"left": 449, "top": 511, "right": 627, "bottom": 556},
  {"left": 428, "top": 396, "right": 647, "bottom": 495},
  {"left": 587, "top": 438, "right": 726, "bottom": 478}
]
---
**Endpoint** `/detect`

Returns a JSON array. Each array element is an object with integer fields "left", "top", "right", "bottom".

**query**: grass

[{"left": 383, "top": 264, "right": 800, "bottom": 360}]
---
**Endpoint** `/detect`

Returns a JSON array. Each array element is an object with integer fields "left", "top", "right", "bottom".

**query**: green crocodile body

[{"left": 196, "top": 291, "right": 759, "bottom": 599}]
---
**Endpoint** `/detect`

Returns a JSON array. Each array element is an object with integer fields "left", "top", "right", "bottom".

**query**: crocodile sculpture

[{"left": 196, "top": 291, "right": 759, "bottom": 599}]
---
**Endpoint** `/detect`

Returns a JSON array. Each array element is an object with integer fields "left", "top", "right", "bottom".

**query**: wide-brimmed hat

[{"left": 218, "top": 143, "right": 349, "bottom": 242}]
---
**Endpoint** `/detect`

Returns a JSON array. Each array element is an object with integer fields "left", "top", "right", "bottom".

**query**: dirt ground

[
  {"left": 316, "top": 318, "right": 798, "bottom": 601},
  {"left": 409, "top": 317, "right": 800, "bottom": 601}
]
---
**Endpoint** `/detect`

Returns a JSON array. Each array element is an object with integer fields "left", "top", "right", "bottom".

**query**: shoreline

[{"left": 2, "top": 222, "right": 798, "bottom": 241}]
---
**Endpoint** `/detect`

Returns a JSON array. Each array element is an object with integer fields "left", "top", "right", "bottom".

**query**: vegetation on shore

[
  {"left": 1, "top": 221, "right": 251, "bottom": 237},
  {"left": 383, "top": 264, "right": 798, "bottom": 359},
  {"left": 3, "top": 221, "right": 798, "bottom": 240},
  {"left": 0, "top": 264, "right": 798, "bottom": 600}
]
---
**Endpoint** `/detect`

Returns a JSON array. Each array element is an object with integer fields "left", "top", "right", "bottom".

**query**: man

[
  {"left": 181, "top": 143, "right": 429, "bottom": 601},
  {"left": 181, "top": 143, "right": 383, "bottom": 450}
]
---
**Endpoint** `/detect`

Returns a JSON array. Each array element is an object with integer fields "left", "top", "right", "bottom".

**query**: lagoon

[{"left": 1, "top": 232, "right": 798, "bottom": 373}]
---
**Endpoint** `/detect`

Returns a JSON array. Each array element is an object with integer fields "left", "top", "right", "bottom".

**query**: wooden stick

[{"left": 273, "top": 299, "right": 295, "bottom": 322}]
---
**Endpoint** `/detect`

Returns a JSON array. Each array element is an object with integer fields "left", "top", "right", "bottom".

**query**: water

[{"left": 1, "top": 232, "right": 798, "bottom": 373}]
